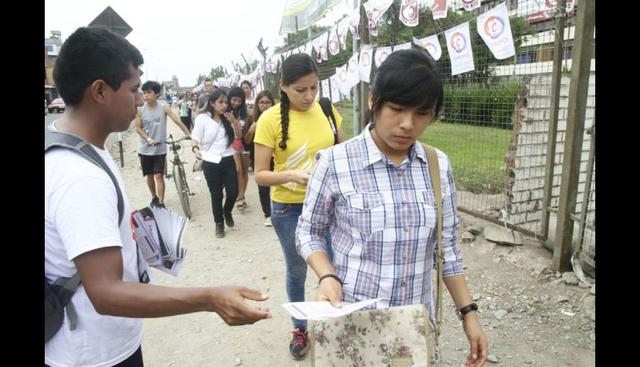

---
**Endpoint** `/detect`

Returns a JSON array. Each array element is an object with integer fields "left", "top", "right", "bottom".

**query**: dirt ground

[{"left": 112, "top": 122, "right": 595, "bottom": 367}]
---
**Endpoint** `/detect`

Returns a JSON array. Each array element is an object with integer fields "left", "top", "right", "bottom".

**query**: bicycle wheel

[{"left": 173, "top": 162, "right": 192, "bottom": 218}]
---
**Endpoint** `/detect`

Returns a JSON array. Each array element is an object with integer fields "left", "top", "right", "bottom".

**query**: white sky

[{"left": 45, "top": 0, "right": 296, "bottom": 87}]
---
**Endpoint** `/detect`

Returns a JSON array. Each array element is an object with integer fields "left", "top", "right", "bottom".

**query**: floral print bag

[{"left": 309, "top": 144, "right": 445, "bottom": 367}]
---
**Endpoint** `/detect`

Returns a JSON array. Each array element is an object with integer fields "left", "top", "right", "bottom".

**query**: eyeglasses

[{"left": 258, "top": 101, "right": 273, "bottom": 105}]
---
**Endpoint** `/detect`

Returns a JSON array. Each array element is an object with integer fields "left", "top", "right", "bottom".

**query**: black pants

[
  {"left": 258, "top": 185, "right": 271, "bottom": 218},
  {"left": 202, "top": 156, "right": 238, "bottom": 225},
  {"left": 46, "top": 345, "right": 143, "bottom": 367}
]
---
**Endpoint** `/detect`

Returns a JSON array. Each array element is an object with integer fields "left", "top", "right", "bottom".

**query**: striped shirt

[{"left": 295, "top": 125, "right": 464, "bottom": 319}]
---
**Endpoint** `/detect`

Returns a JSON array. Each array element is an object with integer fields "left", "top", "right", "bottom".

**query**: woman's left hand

[{"left": 463, "top": 313, "right": 488, "bottom": 367}]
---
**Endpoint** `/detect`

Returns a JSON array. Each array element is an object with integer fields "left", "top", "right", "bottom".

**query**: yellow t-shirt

[{"left": 254, "top": 100, "right": 343, "bottom": 204}]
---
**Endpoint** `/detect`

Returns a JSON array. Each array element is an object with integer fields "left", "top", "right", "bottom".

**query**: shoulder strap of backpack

[
  {"left": 44, "top": 127, "right": 124, "bottom": 226},
  {"left": 319, "top": 97, "right": 338, "bottom": 145}
]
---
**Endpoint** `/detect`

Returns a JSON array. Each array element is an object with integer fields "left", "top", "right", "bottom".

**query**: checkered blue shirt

[{"left": 295, "top": 125, "right": 464, "bottom": 317}]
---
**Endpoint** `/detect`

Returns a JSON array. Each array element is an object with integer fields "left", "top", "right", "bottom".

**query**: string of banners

[{"left": 217, "top": 1, "right": 516, "bottom": 96}]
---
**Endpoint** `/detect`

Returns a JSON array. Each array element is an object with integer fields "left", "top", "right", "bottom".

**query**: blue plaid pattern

[{"left": 295, "top": 126, "right": 464, "bottom": 317}]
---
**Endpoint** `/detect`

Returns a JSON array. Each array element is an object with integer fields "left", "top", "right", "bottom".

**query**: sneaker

[
  {"left": 236, "top": 198, "right": 248, "bottom": 212},
  {"left": 289, "top": 328, "right": 310, "bottom": 360},
  {"left": 264, "top": 217, "right": 272, "bottom": 227},
  {"left": 150, "top": 196, "right": 160, "bottom": 207},
  {"left": 224, "top": 212, "right": 235, "bottom": 228},
  {"left": 156, "top": 202, "right": 166, "bottom": 209},
  {"left": 215, "top": 223, "right": 225, "bottom": 238}
]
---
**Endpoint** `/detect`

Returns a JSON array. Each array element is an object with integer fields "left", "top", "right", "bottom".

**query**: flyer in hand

[{"left": 131, "top": 206, "right": 188, "bottom": 276}]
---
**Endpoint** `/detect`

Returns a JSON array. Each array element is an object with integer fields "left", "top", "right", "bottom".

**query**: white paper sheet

[{"left": 281, "top": 298, "right": 384, "bottom": 320}]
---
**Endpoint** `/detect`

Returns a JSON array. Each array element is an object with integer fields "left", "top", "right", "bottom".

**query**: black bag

[
  {"left": 319, "top": 97, "right": 338, "bottom": 145},
  {"left": 44, "top": 127, "right": 125, "bottom": 343}
]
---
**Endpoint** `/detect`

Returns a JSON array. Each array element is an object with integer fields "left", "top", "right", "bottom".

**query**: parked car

[{"left": 48, "top": 98, "right": 65, "bottom": 113}]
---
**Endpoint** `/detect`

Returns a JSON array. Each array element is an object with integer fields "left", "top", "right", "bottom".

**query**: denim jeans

[{"left": 271, "top": 201, "right": 333, "bottom": 331}]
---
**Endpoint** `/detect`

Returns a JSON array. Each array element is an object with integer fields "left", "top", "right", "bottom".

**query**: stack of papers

[
  {"left": 131, "top": 206, "right": 188, "bottom": 276},
  {"left": 281, "top": 298, "right": 383, "bottom": 320}
]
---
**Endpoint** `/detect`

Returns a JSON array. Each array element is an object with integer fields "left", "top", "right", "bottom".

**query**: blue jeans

[{"left": 271, "top": 202, "right": 335, "bottom": 331}]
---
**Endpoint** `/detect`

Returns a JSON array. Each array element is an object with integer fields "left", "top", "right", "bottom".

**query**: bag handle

[{"left": 423, "top": 143, "right": 444, "bottom": 335}]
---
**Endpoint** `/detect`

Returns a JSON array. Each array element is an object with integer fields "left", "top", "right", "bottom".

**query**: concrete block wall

[{"left": 504, "top": 72, "right": 596, "bottom": 236}]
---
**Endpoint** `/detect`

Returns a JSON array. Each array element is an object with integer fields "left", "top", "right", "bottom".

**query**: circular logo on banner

[
  {"left": 484, "top": 16, "right": 505, "bottom": 39},
  {"left": 329, "top": 40, "right": 339, "bottom": 54},
  {"left": 461, "top": 0, "right": 475, "bottom": 4},
  {"left": 361, "top": 51, "right": 370, "bottom": 67},
  {"left": 401, "top": 0, "right": 417, "bottom": 22},
  {"left": 451, "top": 32, "right": 466, "bottom": 53}
]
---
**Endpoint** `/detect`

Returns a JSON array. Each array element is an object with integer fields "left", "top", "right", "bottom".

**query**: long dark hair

[
  {"left": 367, "top": 49, "right": 443, "bottom": 127},
  {"left": 204, "top": 89, "right": 234, "bottom": 146},
  {"left": 227, "top": 86, "right": 248, "bottom": 121},
  {"left": 278, "top": 53, "right": 319, "bottom": 150}
]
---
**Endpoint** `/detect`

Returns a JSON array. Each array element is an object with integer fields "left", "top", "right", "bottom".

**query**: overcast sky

[{"left": 45, "top": 0, "right": 299, "bottom": 87}]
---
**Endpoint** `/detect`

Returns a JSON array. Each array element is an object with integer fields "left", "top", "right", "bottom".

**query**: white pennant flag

[
  {"left": 336, "top": 64, "right": 350, "bottom": 95},
  {"left": 393, "top": 42, "right": 412, "bottom": 52},
  {"left": 445, "top": 22, "right": 475, "bottom": 75},
  {"left": 431, "top": 0, "right": 448, "bottom": 20},
  {"left": 399, "top": 0, "right": 419, "bottom": 27},
  {"left": 477, "top": 2, "right": 515, "bottom": 60},
  {"left": 348, "top": 8, "right": 361, "bottom": 40},
  {"left": 462, "top": 0, "right": 481, "bottom": 11},
  {"left": 363, "top": 0, "right": 394, "bottom": 37},
  {"left": 328, "top": 25, "right": 341, "bottom": 56},
  {"left": 374, "top": 46, "right": 393, "bottom": 68},
  {"left": 338, "top": 18, "right": 350, "bottom": 50},
  {"left": 359, "top": 45, "right": 373, "bottom": 83},
  {"left": 329, "top": 74, "right": 342, "bottom": 103},
  {"left": 413, "top": 34, "right": 442, "bottom": 60},
  {"left": 345, "top": 53, "right": 360, "bottom": 90},
  {"left": 321, "top": 79, "right": 331, "bottom": 99},
  {"left": 313, "top": 33, "right": 329, "bottom": 63}
]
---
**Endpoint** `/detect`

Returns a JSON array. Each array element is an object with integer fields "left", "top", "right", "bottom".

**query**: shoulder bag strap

[
  {"left": 423, "top": 143, "right": 444, "bottom": 335},
  {"left": 319, "top": 97, "right": 338, "bottom": 145}
]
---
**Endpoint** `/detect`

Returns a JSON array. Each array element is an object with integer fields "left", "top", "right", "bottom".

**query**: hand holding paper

[{"left": 281, "top": 298, "right": 383, "bottom": 320}]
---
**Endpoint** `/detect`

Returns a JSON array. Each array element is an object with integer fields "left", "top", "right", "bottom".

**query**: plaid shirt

[{"left": 296, "top": 125, "right": 464, "bottom": 317}]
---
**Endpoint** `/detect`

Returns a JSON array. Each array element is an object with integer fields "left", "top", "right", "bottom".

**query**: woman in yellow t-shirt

[{"left": 253, "top": 53, "right": 344, "bottom": 361}]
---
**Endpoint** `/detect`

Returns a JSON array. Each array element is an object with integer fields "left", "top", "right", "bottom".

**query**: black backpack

[
  {"left": 44, "top": 127, "right": 124, "bottom": 344},
  {"left": 319, "top": 97, "right": 338, "bottom": 145}
]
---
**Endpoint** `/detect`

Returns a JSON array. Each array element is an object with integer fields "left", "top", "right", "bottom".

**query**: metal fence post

[
  {"left": 552, "top": 0, "right": 595, "bottom": 272},
  {"left": 541, "top": 0, "right": 566, "bottom": 242}
]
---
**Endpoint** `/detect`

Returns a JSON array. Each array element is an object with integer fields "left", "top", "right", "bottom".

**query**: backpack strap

[
  {"left": 319, "top": 97, "right": 338, "bottom": 145},
  {"left": 44, "top": 127, "right": 124, "bottom": 225},
  {"left": 51, "top": 272, "right": 82, "bottom": 330}
]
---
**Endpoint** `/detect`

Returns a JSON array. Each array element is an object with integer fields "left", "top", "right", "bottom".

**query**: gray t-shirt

[
  {"left": 138, "top": 102, "right": 167, "bottom": 155},
  {"left": 197, "top": 94, "right": 210, "bottom": 109}
]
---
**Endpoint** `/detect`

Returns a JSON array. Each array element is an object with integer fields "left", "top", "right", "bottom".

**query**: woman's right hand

[
  {"left": 195, "top": 150, "right": 202, "bottom": 160},
  {"left": 288, "top": 169, "right": 311, "bottom": 185},
  {"left": 316, "top": 277, "right": 343, "bottom": 308}
]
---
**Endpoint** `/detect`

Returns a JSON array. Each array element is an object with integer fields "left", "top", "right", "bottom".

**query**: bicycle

[{"left": 153, "top": 134, "right": 194, "bottom": 218}]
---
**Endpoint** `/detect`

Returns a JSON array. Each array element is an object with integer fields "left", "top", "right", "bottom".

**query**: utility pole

[{"left": 358, "top": 1, "right": 370, "bottom": 133}]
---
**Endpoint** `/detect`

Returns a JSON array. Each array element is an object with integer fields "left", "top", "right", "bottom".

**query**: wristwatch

[{"left": 455, "top": 303, "right": 478, "bottom": 320}]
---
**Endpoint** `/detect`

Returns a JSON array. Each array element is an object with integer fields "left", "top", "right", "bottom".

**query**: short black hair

[
  {"left": 141, "top": 80, "right": 162, "bottom": 94},
  {"left": 53, "top": 27, "right": 144, "bottom": 107},
  {"left": 368, "top": 49, "right": 443, "bottom": 124}
]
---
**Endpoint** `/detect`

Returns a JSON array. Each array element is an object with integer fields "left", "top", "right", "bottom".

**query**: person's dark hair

[
  {"left": 141, "top": 80, "right": 162, "bottom": 94},
  {"left": 204, "top": 89, "right": 234, "bottom": 147},
  {"left": 227, "top": 86, "right": 248, "bottom": 121},
  {"left": 254, "top": 90, "right": 275, "bottom": 123},
  {"left": 367, "top": 48, "right": 443, "bottom": 128},
  {"left": 278, "top": 53, "right": 319, "bottom": 150},
  {"left": 204, "top": 78, "right": 212, "bottom": 83},
  {"left": 241, "top": 80, "right": 251, "bottom": 89},
  {"left": 53, "top": 27, "right": 144, "bottom": 107}
]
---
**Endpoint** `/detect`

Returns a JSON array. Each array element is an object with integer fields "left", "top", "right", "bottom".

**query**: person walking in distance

[
  {"left": 134, "top": 80, "right": 191, "bottom": 209},
  {"left": 191, "top": 89, "right": 241, "bottom": 238},
  {"left": 178, "top": 93, "right": 193, "bottom": 131},
  {"left": 45, "top": 27, "right": 271, "bottom": 367},
  {"left": 195, "top": 79, "right": 215, "bottom": 114},
  {"left": 253, "top": 53, "right": 345, "bottom": 360},
  {"left": 227, "top": 86, "right": 251, "bottom": 213},
  {"left": 241, "top": 80, "right": 255, "bottom": 118},
  {"left": 243, "top": 90, "right": 275, "bottom": 226}
]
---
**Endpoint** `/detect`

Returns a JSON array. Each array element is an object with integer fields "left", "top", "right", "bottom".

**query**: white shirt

[
  {"left": 192, "top": 112, "right": 234, "bottom": 162},
  {"left": 45, "top": 123, "right": 143, "bottom": 366}
]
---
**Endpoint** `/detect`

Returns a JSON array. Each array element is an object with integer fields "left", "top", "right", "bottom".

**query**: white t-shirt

[
  {"left": 192, "top": 112, "right": 235, "bottom": 162},
  {"left": 45, "top": 125, "right": 143, "bottom": 366}
]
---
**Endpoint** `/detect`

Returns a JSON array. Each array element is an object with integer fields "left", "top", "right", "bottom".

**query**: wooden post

[
  {"left": 541, "top": 0, "right": 566, "bottom": 242},
  {"left": 552, "top": 0, "right": 595, "bottom": 272},
  {"left": 358, "top": 3, "right": 370, "bottom": 133}
]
